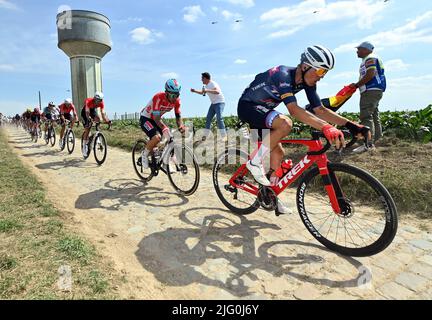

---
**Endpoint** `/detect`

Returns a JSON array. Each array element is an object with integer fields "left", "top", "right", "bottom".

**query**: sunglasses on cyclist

[
  {"left": 311, "top": 67, "right": 329, "bottom": 77},
  {"left": 166, "top": 92, "right": 180, "bottom": 99}
]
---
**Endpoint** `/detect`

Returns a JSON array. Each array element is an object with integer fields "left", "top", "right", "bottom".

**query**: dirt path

[{"left": 4, "top": 126, "right": 432, "bottom": 300}]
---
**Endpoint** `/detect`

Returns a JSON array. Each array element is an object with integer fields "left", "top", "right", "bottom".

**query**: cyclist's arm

[
  {"left": 313, "top": 106, "right": 352, "bottom": 126},
  {"left": 174, "top": 102, "right": 184, "bottom": 132},
  {"left": 175, "top": 115, "right": 184, "bottom": 131},
  {"left": 152, "top": 112, "right": 162, "bottom": 123},
  {"left": 100, "top": 109, "right": 110, "bottom": 123},
  {"left": 285, "top": 102, "right": 328, "bottom": 131}
]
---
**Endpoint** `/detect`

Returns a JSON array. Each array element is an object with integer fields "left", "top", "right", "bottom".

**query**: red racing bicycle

[{"left": 212, "top": 128, "right": 398, "bottom": 257}]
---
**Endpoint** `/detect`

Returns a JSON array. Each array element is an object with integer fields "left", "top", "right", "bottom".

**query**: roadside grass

[{"left": 0, "top": 129, "right": 121, "bottom": 299}]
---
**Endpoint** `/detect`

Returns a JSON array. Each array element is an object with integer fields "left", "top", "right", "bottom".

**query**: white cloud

[
  {"left": 183, "top": 6, "right": 205, "bottom": 23},
  {"left": 212, "top": 6, "right": 219, "bottom": 12},
  {"left": 221, "top": 73, "right": 255, "bottom": 80},
  {"left": 234, "top": 59, "right": 247, "bottom": 64},
  {"left": 161, "top": 72, "right": 179, "bottom": 79},
  {"left": 385, "top": 59, "right": 410, "bottom": 72},
  {"left": 335, "top": 11, "right": 432, "bottom": 52},
  {"left": 221, "top": 10, "right": 241, "bottom": 20},
  {"left": 167, "top": 19, "right": 174, "bottom": 25},
  {"left": 130, "top": 27, "right": 163, "bottom": 45},
  {"left": 329, "top": 71, "right": 358, "bottom": 80},
  {"left": 221, "top": 0, "right": 255, "bottom": 8},
  {"left": 113, "top": 17, "right": 143, "bottom": 24},
  {"left": 389, "top": 75, "right": 432, "bottom": 89},
  {"left": 0, "top": 0, "right": 17, "bottom": 10},
  {"left": 261, "top": 0, "right": 386, "bottom": 38},
  {"left": 0, "top": 64, "right": 14, "bottom": 71},
  {"left": 268, "top": 28, "right": 301, "bottom": 39},
  {"left": 220, "top": 10, "right": 243, "bottom": 30}
]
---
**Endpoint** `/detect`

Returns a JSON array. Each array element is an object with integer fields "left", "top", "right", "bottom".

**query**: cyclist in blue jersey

[{"left": 238, "top": 45, "right": 369, "bottom": 214}]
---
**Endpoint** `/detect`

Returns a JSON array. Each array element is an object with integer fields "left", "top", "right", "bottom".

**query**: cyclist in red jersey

[
  {"left": 139, "top": 79, "right": 186, "bottom": 169},
  {"left": 59, "top": 98, "right": 78, "bottom": 148},
  {"left": 81, "top": 92, "right": 110, "bottom": 155}
]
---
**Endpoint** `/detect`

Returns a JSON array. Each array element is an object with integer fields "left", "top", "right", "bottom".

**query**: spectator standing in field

[
  {"left": 350, "top": 41, "right": 386, "bottom": 153},
  {"left": 191, "top": 72, "right": 227, "bottom": 141}
]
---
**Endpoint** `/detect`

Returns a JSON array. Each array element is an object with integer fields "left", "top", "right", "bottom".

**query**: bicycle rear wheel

[
  {"left": 93, "top": 132, "right": 107, "bottom": 165},
  {"left": 297, "top": 162, "right": 398, "bottom": 257},
  {"left": 213, "top": 148, "right": 259, "bottom": 215},
  {"left": 67, "top": 130, "right": 75, "bottom": 154},
  {"left": 132, "top": 139, "right": 154, "bottom": 182},
  {"left": 166, "top": 143, "right": 200, "bottom": 196}
]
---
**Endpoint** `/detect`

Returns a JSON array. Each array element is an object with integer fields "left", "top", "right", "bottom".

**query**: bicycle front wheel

[
  {"left": 93, "top": 133, "right": 107, "bottom": 165},
  {"left": 50, "top": 128, "right": 56, "bottom": 147},
  {"left": 213, "top": 148, "right": 259, "bottom": 215},
  {"left": 132, "top": 139, "right": 154, "bottom": 182},
  {"left": 67, "top": 130, "right": 75, "bottom": 154},
  {"left": 297, "top": 162, "right": 398, "bottom": 257},
  {"left": 167, "top": 143, "right": 200, "bottom": 196}
]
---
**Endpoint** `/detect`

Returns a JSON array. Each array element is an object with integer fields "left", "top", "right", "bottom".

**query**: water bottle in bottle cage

[{"left": 275, "top": 159, "right": 293, "bottom": 178}]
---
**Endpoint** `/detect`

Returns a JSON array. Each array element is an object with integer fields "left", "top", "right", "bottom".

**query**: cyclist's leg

[
  {"left": 269, "top": 115, "right": 292, "bottom": 169},
  {"left": 140, "top": 116, "right": 162, "bottom": 151},
  {"left": 81, "top": 108, "right": 92, "bottom": 141},
  {"left": 59, "top": 114, "right": 66, "bottom": 140},
  {"left": 238, "top": 103, "right": 291, "bottom": 166}
]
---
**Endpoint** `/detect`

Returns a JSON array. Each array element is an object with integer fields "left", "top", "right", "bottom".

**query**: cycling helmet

[
  {"left": 64, "top": 98, "right": 72, "bottom": 104},
  {"left": 34, "top": 107, "right": 40, "bottom": 112},
  {"left": 165, "top": 79, "right": 181, "bottom": 93},
  {"left": 300, "top": 45, "right": 335, "bottom": 70},
  {"left": 94, "top": 92, "right": 104, "bottom": 101},
  {"left": 48, "top": 101, "right": 55, "bottom": 107},
  {"left": 27, "top": 108, "right": 32, "bottom": 113}
]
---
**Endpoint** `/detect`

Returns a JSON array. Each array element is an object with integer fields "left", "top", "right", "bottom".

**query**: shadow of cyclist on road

[
  {"left": 75, "top": 178, "right": 189, "bottom": 212},
  {"left": 135, "top": 206, "right": 368, "bottom": 297}
]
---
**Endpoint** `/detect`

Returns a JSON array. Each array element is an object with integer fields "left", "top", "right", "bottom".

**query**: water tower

[{"left": 57, "top": 10, "right": 111, "bottom": 116}]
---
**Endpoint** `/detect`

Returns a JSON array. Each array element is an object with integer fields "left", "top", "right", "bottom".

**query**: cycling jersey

[
  {"left": 59, "top": 103, "right": 77, "bottom": 114},
  {"left": 84, "top": 98, "right": 105, "bottom": 110},
  {"left": 31, "top": 110, "right": 42, "bottom": 117},
  {"left": 43, "top": 106, "right": 56, "bottom": 115},
  {"left": 140, "top": 92, "right": 181, "bottom": 119},
  {"left": 359, "top": 54, "right": 386, "bottom": 93},
  {"left": 239, "top": 65, "right": 322, "bottom": 110}
]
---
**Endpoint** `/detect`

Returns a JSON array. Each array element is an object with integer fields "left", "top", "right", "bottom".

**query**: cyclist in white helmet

[{"left": 238, "top": 45, "right": 368, "bottom": 215}]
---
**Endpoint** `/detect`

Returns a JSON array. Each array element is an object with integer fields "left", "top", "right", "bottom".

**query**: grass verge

[{"left": 0, "top": 128, "right": 121, "bottom": 299}]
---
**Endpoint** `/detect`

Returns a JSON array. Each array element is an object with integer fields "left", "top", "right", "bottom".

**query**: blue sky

[{"left": 0, "top": 0, "right": 431, "bottom": 118}]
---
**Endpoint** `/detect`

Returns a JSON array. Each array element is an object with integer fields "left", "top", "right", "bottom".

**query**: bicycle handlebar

[
  {"left": 94, "top": 121, "right": 112, "bottom": 131},
  {"left": 309, "top": 127, "right": 370, "bottom": 155}
]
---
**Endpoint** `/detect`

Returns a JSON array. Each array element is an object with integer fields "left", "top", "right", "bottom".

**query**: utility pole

[{"left": 38, "top": 91, "right": 42, "bottom": 107}]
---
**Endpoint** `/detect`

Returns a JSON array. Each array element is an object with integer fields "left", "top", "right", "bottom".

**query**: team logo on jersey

[
  {"left": 365, "top": 59, "right": 376, "bottom": 67},
  {"left": 281, "top": 93, "right": 293, "bottom": 100},
  {"left": 269, "top": 66, "right": 280, "bottom": 76},
  {"left": 144, "top": 121, "right": 154, "bottom": 131}
]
